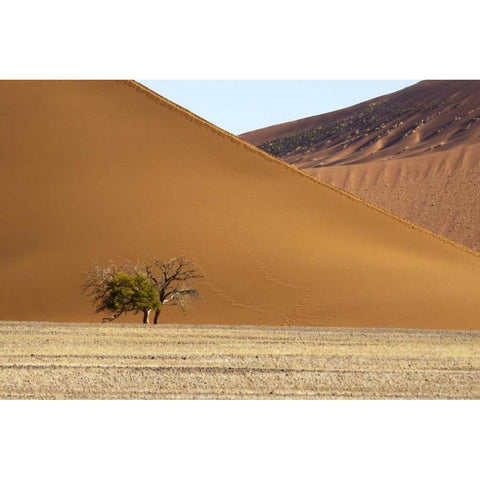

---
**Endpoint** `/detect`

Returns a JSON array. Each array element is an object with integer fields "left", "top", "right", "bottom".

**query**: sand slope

[
  {"left": 1, "top": 80, "right": 480, "bottom": 329},
  {"left": 241, "top": 80, "right": 480, "bottom": 251}
]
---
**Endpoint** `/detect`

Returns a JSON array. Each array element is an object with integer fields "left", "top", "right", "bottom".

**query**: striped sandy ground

[{"left": 0, "top": 322, "right": 479, "bottom": 399}]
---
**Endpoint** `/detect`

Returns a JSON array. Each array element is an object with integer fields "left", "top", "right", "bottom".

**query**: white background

[
  {"left": 1, "top": 1, "right": 480, "bottom": 478},
  {"left": 3, "top": 0, "right": 480, "bottom": 79},
  {"left": 1, "top": 401, "right": 479, "bottom": 479}
]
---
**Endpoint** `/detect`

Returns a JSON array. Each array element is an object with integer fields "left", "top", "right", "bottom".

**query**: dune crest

[
  {"left": 1, "top": 80, "right": 480, "bottom": 329},
  {"left": 241, "top": 80, "right": 480, "bottom": 252}
]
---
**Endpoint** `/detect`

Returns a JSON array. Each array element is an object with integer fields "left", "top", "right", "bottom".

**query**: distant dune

[
  {"left": 241, "top": 80, "right": 480, "bottom": 252},
  {"left": 2, "top": 81, "right": 480, "bottom": 329}
]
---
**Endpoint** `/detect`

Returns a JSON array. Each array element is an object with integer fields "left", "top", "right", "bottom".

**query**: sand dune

[
  {"left": 1, "top": 80, "right": 480, "bottom": 329},
  {"left": 241, "top": 80, "right": 480, "bottom": 251}
]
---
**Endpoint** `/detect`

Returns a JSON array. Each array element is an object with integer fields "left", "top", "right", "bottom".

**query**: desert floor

[{"left": 1, "top": 321, "right": 479, "bottom": 399}]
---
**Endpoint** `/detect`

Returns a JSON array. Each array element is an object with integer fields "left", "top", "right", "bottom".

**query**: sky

[{"left": 140, "top": 80, "right": 418, "bottom": 135}]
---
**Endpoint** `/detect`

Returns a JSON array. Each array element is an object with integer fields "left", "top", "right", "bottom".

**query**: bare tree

[
  {"left": 144, "top": 257, "right": 203, "bottom": 324},
  {"left": 83, "top": 257, "right": 202, "bottom": 324}
]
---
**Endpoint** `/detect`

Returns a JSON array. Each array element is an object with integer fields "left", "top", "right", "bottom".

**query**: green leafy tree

[
  {"left": 101, "top": 272, "right": 160, "bottom": 323},
  {"left": 84, "top": 266, "right": 160, "bottom": 323}
]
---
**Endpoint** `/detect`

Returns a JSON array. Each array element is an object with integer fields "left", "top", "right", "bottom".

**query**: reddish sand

[
  {"left": 241, "top": 80, "right": 480, "bottom": 251},
  {"left": 2, "top": 80, "right": 480, "bottom": 329}
]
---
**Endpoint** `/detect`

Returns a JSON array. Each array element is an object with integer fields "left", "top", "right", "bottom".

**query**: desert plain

[{"left": 1, "top": 322, "right": 480, "bottom": 399}]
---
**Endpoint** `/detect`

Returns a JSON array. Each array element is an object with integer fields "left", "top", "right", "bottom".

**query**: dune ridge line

[
  {"left": 124, "top": 80, "right": 480, "bottom": 261},
  {"left": 241, "top": 80, "right": 480, "bottom": 253}
]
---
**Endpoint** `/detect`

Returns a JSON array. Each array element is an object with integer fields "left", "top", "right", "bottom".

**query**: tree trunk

[
  {"left": 143, "top": 309, "right": 151, "bottom": 324},
  {"left": 153, "top": 309, "right": 161, "bottom": 324}
]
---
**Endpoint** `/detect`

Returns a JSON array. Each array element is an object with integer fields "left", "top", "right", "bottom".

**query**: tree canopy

[{"left": 101, "top": 272, "right": 160, "bottom": 319}]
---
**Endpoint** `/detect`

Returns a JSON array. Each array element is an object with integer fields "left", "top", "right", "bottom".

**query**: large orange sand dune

[{"left": 1, "top": 81, "right": 480, "bottom": 329}]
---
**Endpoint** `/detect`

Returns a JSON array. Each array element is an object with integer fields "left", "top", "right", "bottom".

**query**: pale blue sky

[{"left": 141, "top": 80, "right": 418, "bottom": 135}]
